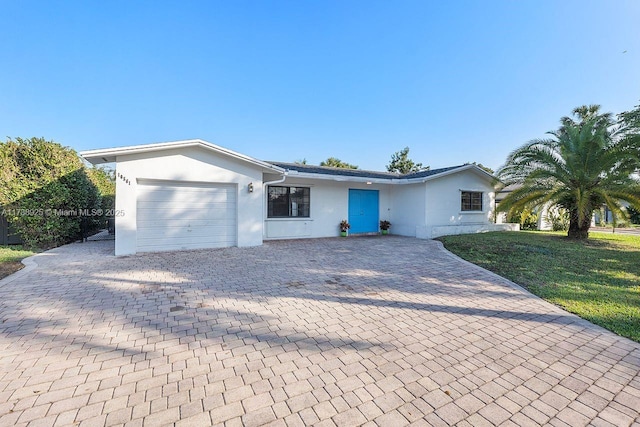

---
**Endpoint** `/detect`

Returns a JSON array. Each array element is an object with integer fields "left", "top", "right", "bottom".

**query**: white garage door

[{"left": 136, "top": 180, "right": 237, "bottom": 253}]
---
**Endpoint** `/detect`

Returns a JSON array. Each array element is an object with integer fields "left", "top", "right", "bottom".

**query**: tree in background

[
  {"left": 386, "top": 147, "right": 429, "bottom": 174},
  {"left": 87, "top": 166, "right": 115, "bottom": 212},
  {"left": 627, "top": 206, "right": 640, "bottom": 224},
  {"left": 618, "top": 101, "right": 640, "bottom": 133},
  {"left": 0, "top": 137, "right": 113, "bottom": 248},
  {"left": 617, "top": 100, "right": 640, "bottom": 227},
  {"left": 467, "top": 162, "right": 494, "bottom": 174},
  {"left": 320, "top": 157, "right": 358, "bottom": 169},
  {"left": 497, "top": 105, "right": 640, "bottom": 239}
]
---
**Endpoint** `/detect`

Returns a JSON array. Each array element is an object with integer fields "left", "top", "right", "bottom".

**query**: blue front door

[{"left": 348, "top": 189, "right": 379, "bottom": 234}]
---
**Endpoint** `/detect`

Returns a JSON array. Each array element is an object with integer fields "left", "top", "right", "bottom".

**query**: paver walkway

[{"left": 0, "top": 236, "right": 639, "bottom": 427}]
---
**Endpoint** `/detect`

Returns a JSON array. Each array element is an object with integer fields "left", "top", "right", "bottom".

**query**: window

[
  {"left": 461, "top": 191, "right": 483, "bottom": 211},
  {"left": 268, "top": 186, "right": 310, "bottom": 218}
]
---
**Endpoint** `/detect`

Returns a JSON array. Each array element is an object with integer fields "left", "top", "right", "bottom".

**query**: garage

[{"left": 136, "top": 179, "right": 237, "bottom": 253}]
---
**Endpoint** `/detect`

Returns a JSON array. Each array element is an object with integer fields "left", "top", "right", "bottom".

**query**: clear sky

[{"left": 2, "top": 1, "right": 639, "bottom": 171}]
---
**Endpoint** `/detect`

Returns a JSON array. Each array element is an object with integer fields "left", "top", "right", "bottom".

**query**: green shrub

[
  {"left": 628, "top": 206, "right": 640, "bottom": 225},
  {"left": 87, "top": 166, "right": 115, "bottom": 212},
  {"left": 507, "top": 209, "right": 539, "bottom": 230},
  {"left": 0, "top": 137, "right": 112, "bottom": 249},
  {"left": 545, "top": 208, "right": 570, "bottom": 231}
]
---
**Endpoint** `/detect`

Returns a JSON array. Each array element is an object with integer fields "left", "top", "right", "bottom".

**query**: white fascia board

[
  {"left": 80, "top": 139, "right": 286, "bottom": 174},
  {"left": 402, "top": 165, "right": 499, "bottom": 185}
]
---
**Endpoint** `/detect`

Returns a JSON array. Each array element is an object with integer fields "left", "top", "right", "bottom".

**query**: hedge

[{"left": 0, "top": 137, "right": 115, "bottom": 249}]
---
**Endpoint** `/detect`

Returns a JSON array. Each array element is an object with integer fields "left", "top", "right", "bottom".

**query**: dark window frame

[
  {"left": 461, "top": 191, "right": 483, "bottom": 212},
  {"left": 267, "top": 186, "right": 311, "bottom": 218}
]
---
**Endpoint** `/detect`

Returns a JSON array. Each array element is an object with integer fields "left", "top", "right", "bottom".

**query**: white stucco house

[{"left": 81, "top": 139, "right": 517, "bottom": 256}]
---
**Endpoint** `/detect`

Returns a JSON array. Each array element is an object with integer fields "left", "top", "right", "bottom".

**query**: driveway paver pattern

[{"left": 0, "top": 236, "right": 639, "bottom": 426}]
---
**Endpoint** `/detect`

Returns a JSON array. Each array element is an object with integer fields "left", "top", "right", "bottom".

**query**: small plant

[
  {"left": 628, "top": 206, "right": 640, "bottom": 225},
  {"left": 339, "top": 220, "right": 350, "bottom": 233},
  {"left": 545, "top": 208, "right": 569, "bottom": 231},
  {"left": 380, "top": 220, "right": 391, "bottom": 234},
  {"left": 507, "top": 209, "right": 539, "bottom": 231}
]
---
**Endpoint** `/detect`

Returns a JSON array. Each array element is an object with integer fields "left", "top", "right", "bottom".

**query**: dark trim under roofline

[{"left": 268, "top": 162, "right": 494, "bottom": 183}]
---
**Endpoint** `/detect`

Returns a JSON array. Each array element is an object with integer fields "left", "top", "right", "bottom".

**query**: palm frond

[{"left": 497, "top": 105, "right": 640, "bottom": 235}]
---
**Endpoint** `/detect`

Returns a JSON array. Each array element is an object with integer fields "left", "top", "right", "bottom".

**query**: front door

[{"left": 348, "top": 189, "right": 379, "bottom": 234}]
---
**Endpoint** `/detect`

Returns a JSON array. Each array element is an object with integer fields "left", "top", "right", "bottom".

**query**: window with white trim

[
  {"left": 461, "top": 191, "right": 483, "bottom": 211},
  {"left": 268, "top": 186, "right": 310, "bottom": 218}
]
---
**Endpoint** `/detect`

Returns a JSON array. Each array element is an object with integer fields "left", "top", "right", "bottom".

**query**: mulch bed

[{"left": 0, "top": 261, "right": 24, "bottom": 280}]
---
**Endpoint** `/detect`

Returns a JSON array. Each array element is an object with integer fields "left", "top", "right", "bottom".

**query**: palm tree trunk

[{"left": 568, "top": 209, "right": 591, "bottom": 239}]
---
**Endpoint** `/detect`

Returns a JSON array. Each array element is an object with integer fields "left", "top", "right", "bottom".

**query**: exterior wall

[
  {"left": 264, "top": 179, "right": 392, "bottom": 239},
  {"left": 423, "top": 170, "right": 496, "bottom": 238},
  {"left": 388, "top": 184, "right": 426, "bottom": 237},
  {"left": 112, "top": 147, "right": 510, "bottom": 253},
  {"left": 495, "top": 212, "right": 508, "bottom": 224},
  {"left": 264, "top": 170, "right": 502, "bottom": 240},
  {"left": 537, "top": 204, "right": 553, "bottom": 231},
  {"left": 115, "top": 147, "right": 264, "bottom": 255}
]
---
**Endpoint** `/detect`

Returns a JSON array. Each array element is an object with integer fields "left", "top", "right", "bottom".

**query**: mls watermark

[{"left": 2, "top": 208, "right": 125, "bottom": 217}]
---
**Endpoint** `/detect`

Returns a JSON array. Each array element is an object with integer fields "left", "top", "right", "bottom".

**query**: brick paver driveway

[{"left": 1, "top": 237, "right": 639, "bottom": 427}]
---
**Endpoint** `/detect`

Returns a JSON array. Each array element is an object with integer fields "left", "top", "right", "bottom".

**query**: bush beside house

[
  {"left": 628, "top": 206, "right": 640, "bottom": 225},
  {"left": 87, "top": 167, "right": 116, "bottom": 214},
  {"left": 506, "top": 209, "right": 539, "bottom": 231},
  {"left": 0, "top": 137, "right": 114, "bottom": 249}
]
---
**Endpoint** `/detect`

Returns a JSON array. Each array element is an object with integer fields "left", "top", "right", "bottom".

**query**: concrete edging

[
  {"left": 0, "top": 253, "right": 40, "bottom": 288},
  {"left": 431, "top": 238, "right": 630, "bottom": 338}
]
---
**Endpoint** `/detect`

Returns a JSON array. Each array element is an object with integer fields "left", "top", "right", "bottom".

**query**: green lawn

[
  {"left": 0, "top": 246, "right": 35, "bottom": 280},
  {"left": 438, "top": 231, "right": 640, "bottom": 342}
]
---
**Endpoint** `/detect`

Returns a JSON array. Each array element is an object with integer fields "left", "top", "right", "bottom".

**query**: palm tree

[{"left": 497, "top": 105, "right": 640, "bottom": 239}]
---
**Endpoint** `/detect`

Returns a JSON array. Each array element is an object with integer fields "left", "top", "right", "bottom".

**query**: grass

[
  {"left": 438, "top": 231, "right": 640, "bottom": 343},
  {"left": 0, "top": 246, "right": 35, "bottom": 280}
]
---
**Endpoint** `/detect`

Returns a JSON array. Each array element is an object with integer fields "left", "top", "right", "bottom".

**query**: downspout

[{"left": 263, "top": 172, "right": 288, "bottom": 238}]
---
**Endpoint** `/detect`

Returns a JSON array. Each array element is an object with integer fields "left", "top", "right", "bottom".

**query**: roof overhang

[
  {"left": 281, "top": 164, "right": 499, "bottom": 185},
  {"left": 407, "top": 164, "right": 499, "bottom": 184},
  {"left": 80, "top": 139, "right": 286, "bottom": 174},
  {"left": 80, "top": 140, "right": 498, "bottom": 185}
]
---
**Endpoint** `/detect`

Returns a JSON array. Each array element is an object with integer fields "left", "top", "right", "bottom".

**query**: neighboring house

[
  {"left": 496, "top": 183, "right": 630, "bottom": 230},
  {"left": 593, "top": 202, "right": 630, "bottom": 226},
  {"left": 494, "top": 184, "right": 516, "bottom": 225},
  {"left": 81, "top": 139, "right": 517, "bottom": 256}
]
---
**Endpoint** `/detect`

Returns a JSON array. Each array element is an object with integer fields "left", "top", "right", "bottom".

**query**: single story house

[{"left": 81, "top": 139, "right": 517, "bottom": 256}]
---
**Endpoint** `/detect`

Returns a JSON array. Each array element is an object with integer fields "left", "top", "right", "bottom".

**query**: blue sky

[{"left": 2, "top": 1, "right": 639, "bottom": 171}]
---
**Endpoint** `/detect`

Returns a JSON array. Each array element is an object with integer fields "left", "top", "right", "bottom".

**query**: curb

[
  {"left": 0, "top": 239, "right": 115, "bottom": 289},
  {"left": 431, "top": 239, "right": 534, "bottom": 296},
  {"left": 431, "top": 239, "right": 630, "bottom": 338},
  {"left": 0, "top": 253, "right": 40, "bottom": 288}
]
